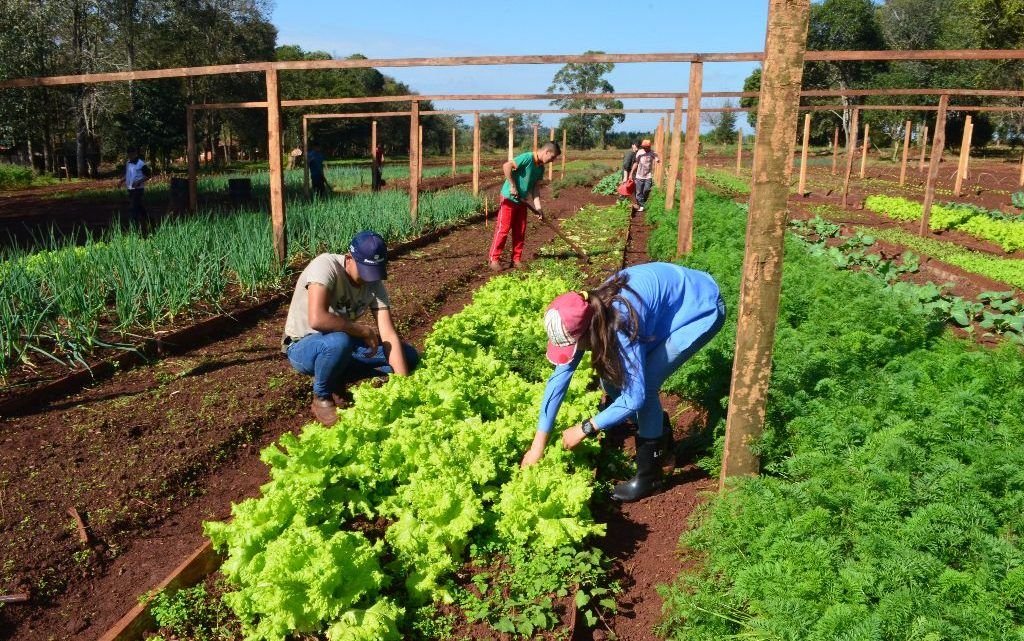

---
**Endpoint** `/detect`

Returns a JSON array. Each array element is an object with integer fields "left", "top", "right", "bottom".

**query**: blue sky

[{"left": 272, "top": 0, "right": 769, "bottom": 133}]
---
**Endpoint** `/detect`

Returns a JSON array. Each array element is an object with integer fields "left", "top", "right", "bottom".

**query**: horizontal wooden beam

[
  {"left": 6, "top": 50, "right": 1024, "bottom": 89},
  {"left": 801, "top": 88, "right": 1024, "bottom": 98}
]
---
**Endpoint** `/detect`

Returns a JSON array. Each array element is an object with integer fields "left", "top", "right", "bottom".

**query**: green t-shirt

[{"left": 500, "top": 151, "right": 546, "bottom": 201}]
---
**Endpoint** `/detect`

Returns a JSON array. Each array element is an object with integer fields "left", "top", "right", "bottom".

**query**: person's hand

[
  {"left": 562, "top": 423, "right": 587, "bottom": 450},
  {"left": 508, "top": 184, "right": 519, "bottom": 200},
  {"left": 360, "top": 326, "right": 380, "bottom": 352},
  {"left": 520, "top": 445, "right": 544, "bottom": 468}
]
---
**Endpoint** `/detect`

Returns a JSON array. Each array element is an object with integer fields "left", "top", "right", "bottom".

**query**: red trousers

[{"left": 488, "top": 197, "right": 528, "bottom": 263}]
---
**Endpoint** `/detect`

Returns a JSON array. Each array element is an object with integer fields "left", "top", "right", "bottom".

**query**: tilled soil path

[{"left": 0, "top": 185, "right": 610, "bottom": 641}]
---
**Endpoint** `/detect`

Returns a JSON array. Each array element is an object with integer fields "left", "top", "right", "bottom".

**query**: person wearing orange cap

[
  {"left": 629, "top": 139, "right": 660, "bottom": 213},
  {"left": 520, "top": 262, "right": 726, "bottom": 502}
]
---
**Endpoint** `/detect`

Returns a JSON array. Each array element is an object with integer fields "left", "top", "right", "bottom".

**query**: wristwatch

[{"left": 581, "top": 418, "right": 598, "bottom": 438}]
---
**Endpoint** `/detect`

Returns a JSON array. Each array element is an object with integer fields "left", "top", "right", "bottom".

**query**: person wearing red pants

[{"left": 488, "top": 141, "right": 560, "bottom": 270}]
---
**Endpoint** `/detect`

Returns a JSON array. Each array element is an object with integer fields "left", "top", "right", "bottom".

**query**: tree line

[{"left": 741, "top": 0, "right": 1024, "bottom": 151}]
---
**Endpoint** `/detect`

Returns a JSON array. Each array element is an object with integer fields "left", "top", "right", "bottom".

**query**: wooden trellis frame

[{"left": 5, "top": 46, "right": 1024, "bottom": 488}]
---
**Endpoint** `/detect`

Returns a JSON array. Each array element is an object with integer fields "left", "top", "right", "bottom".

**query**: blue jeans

[
  {"left": 286, "top": 331, "right": 420, "bottom": 398},
  {"left": 602, "top": 295, "right": 726, "bottom": 438},
  {"left": 634, "top": 178, "right": 653, "bottom": 208}
]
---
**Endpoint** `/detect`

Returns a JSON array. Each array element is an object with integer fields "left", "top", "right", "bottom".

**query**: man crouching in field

[{"left": 281, "top": 231, "right": 419, "bottom": 426}]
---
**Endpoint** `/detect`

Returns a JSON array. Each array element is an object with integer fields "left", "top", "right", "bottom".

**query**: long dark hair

[{"left": 585, "top": 274, "right": 642, "bottom": 389}]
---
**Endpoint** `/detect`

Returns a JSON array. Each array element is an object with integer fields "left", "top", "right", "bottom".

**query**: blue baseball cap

[{"left": 349, "top": 231, "right": 388, "bottom": 281}]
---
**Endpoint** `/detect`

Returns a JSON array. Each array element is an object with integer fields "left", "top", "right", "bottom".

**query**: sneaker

[
  {"left": 512, "top": 261, "right": 524, "bottom": 269},
  {"left": 311, "top": 397, "right": 338, "bottom": 426},
  {"left": 638, "top": 206, "right": 645, "bottom": 212},
  {"left": 488, "top": 261, "right": 502, "bottom": 272}
]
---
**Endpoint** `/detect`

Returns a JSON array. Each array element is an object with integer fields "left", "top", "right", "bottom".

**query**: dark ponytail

[{"left": 585, "top": 274, "right": 641, "bottom": 388}]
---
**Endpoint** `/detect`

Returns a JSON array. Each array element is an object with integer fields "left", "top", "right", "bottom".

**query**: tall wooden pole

[
  {"left": 664, "top": 96, "right": 684, "bottom": 209},
  {"left": 831, "top": 127, "right": 839, "bottom": 175},
  {"left": 1019, "top": 150, "right": 1024, "bottom": 187},
  {"left": 186, "top": 107, "right": 198, "bottom": 211},
  {"left": 451, "top": 126, "right": 457, "bottom": 178},
  {"left": 797, "top": 112, "right": 811, "bottom": 195},
  {"left": 561, "top": 129, "right": 567, "bottom": 178},
  {"left": 472, "top": 112, "right": 481, "bottom": 196},
  {"left": 265, "top": 69, "right": 287, "bottom": 265},
  {"left": 418, "top": 125, "right": 423, "bottom": 181},
  {"left": 507, "top": 117, "right": 514, "bottom": 161},
  {"left": 532, "top": 123, "right": 539, "bottom": 153},
  {"left": 899, "top": 120, "right": 911, "bottom": 185},
  {"left": 920, "top": 94, "right": 949, "bottom": 236},
  {"left": 371, "top": 120, "right": 377, "bottom": 184},
  {"left": 859, "top": 122, "right": 870, "bottom": 178},
  {"left": 409, "top": 101, "right": 420, "bottom": 222},
  {"left": 548, "top": 127, "right": 555, "bottom": 180},
  {"left": 659, "top": 111, "right": 671, "bottom": 185},
  {"left": 954, "top": 115, "right": 972, "bottom": 196},
  {"left": 841, "top": 108, "right": 860, "bottom": 208},
  {"left": 736, "top": 128, "right": 744, "bottom": 173},
  {"left": 677, "top": 61, "right": 703, "bottom": 256},
  {"left": 653, "top": 119, "right": 663, "bottom": 186},
  {"left": 919, "top": 124, "right": 929, "bottom": 173},
  {"left": 720, "top": 0, "right": 811, "bottom": 483},
  {"left": 302, "top": 117, "right": 310, "bottom": 198}
]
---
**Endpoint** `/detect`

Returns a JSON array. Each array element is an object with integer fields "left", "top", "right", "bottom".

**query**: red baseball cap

[{"left": 544, "top": 291, "right": 594, "bottom": 365}]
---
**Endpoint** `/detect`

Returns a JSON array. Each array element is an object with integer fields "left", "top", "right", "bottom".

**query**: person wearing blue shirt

[
  {"left": 521, "top": 262, "right": 726, "bottom": 502},
  {"left": 308, "top": 141, "right": 328, "bottom": 197}
]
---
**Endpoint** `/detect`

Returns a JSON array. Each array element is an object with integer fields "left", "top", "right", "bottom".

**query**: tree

[
  {"left": 703, "top": 102, "right": 739, "bottom": 144},
  {"left": 548, "top": 51, "right": 625, "bottom": 149}
]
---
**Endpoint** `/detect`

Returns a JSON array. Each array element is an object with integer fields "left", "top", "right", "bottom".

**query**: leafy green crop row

[
  {"left": 859, "top": 225, "right": 1024, "bottom": 290},
  {"left": 866, "top": 194, "right": 1024, "bottom": 252},
  {"left": 0, "top": 189, "right": 481, "bottom": 380},
  {"left": 696, "top": 167, "right": 752, "bottom": 196},
  {"left": 591, "top": 172, "right": 622, "bottom": 196},
  {"left": 645, "top": 187, "right": 1024, "bottom": 640},
  {"left": 205, "top": 271, "right": 615, "bottom": 641}
]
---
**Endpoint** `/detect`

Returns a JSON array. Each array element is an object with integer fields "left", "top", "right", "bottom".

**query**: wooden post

[
  {"left": 954, "top": 115, "right": 972, "bottom": 196},
  {"left": 265, "top": 69, "right": 287, "bottom": 265},
  {"left": 561, "top": 128, "right": 567, "bottom": 178},
  {"left": 721, "top": 0, "right": 811, "bottom": 483},
  {"left": 899, "top": 119, "right": 911, "bottom": 185},
  {"left": 664, "top": 96, "right": 684, "bottom": 209},
  {"left": 533, "top": 123, "right": 539, "bottom": 153},
  {"left": 418, "top": 124, "right": 423, "bottom": 181},
  {"left": 919, "top": 124, "right": 928, "bottom": 173},
  {"left": 677, "top": 61, "right": 703, "bottom": 256},
  {"left": 736, "top": 128, "right": 744, "bottom": 173},
  {"left": 797, "top": 112, "right": 811, "bottom": 195},
  {"left": 1019, "top": 149, "right": 1024, "bottom": 187},
  {"left": 451, "top": 126, "right": 457, "bottom": 178},
  {"left": 920, "top": 94, "right": 949, "bottom": 236},
  {"left": 371, "top": 120, "right": 377, "bottom": 180},
  {"left": 410, "top": 101, "right": 420, "bottom": 222},
  {"left": 831, "top": 127, "right": 839, "bottom": 175},
  {"left": 841, "top": 108, "right": 860, "bottom": 207},
  {"left": 548, "top": 127, "right": 555, "bottom": 180},
  {"left": 186, "top": 107, "right": 198, "bottom": 211},
  {"left": 859, "top": 122, "right": 870, "bottom": 178},
  {"left": 472, "top": 112, "right": 481, "bottom": 196},
  {"left": 507, "top": 117, "right": 514, "bottom": 161},
  {"left": 302, "top": 117, "right": 310, "bottom": 198}
]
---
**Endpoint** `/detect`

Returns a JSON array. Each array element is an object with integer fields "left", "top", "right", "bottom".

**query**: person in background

[
  {"left": 308, "top": 141, "right": 329, "bottom": 197},
  {"left": 371, "top": 143, "right": 385, "bottom": 192},
  {"left": 288, "top": 146, "right": 303, "bottom": 170},
  {"left": 520, "top": 262, "right": 726, "bottom": 503},
  {"left": 487, "top": 141, "right": 561, "bottom": 271},
  {"left": 621, "top": 142, "right": 638, "bottom": 182},
  {"left": 629, "top": 139, "right": 660, "bottom": 213},
  {"left": 281, "top": 231, "right": 419, "bottom": 426},
  {"left": 117, "top": 146, "right": 152, "bottom": 229}
]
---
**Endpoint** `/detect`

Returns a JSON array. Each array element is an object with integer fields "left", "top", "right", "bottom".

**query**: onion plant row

[{"left": 0, "top": 188, "right": 480, "bottom": 380}]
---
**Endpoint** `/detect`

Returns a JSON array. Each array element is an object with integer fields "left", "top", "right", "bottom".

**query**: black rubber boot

[
  {"left": 659, "top": 411, "right": 676, "bottom": 474},
  {"left": 612, "top": 435, "right": 662, "bottom": 502}
]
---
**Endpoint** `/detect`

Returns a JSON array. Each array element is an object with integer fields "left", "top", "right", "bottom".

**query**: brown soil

[{"left": 0, "top": 184, "right": 609, "bottom": 641}]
